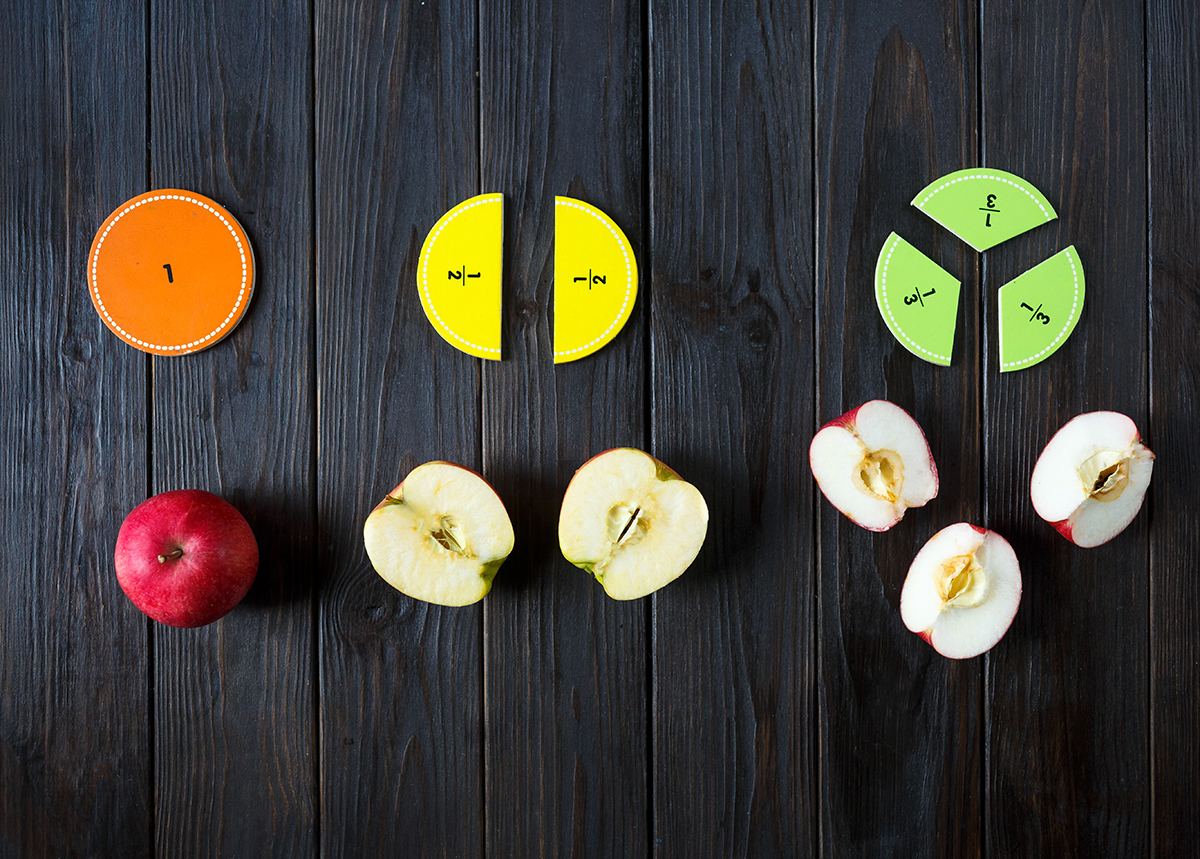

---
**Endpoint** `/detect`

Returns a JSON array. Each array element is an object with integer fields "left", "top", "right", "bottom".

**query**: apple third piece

[
  {"left": 1030, "top": 411, "right": 1154, "bottom": 548},
  {"left": 900, "top": 523, "right": 1022, "bottom": 660},
  {"left": 809, "top": 399, "right": 938, "bottom": 532}
]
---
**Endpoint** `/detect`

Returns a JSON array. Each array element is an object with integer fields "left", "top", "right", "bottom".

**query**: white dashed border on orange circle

[
  {"left": 420, "top": 195, "right": 503, "bottom": 356},
  {"left": 552, "top": 199, "right": 636, "bottom": 358},
  {"left": 90, "top": 193, "right": 251, "bottom": 353}
]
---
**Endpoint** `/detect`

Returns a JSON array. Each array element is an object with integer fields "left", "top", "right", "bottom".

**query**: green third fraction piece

[
  {"left": 911, "top": 168, "right": 1058, "bottom": 252},
  {"left": 998, "top": 245, "right": 1085, "bottom": 372},
  {"left": 875, "top": 233, "right": 961, "bottom": 366}
]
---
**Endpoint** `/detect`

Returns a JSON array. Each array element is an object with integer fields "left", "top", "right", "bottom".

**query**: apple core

[
  {"left": 937, "top": 553, "right": 987, "bottom": 609},
  {"left": 429, "top": 515, "right": 468, "bottom": 556},
  {"left": 853, "top": 450, "right": 903, "bottom": 503},
  {"left": 607, "top": 503, "right": 647, "bottom": 548},
  {"left": 1080, "top": 450, "right": 1131, "bottom": 502}
]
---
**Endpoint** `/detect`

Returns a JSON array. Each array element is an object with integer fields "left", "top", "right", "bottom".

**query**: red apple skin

[
  {"left": 820, "top": 403, "right": 862, "bottom": 432},
  {"left": 114, "top": 490, "right": 259, "bottom": 628},
  {"left": 1050, "top": 519, "right": 1074, "bottom": 542}
]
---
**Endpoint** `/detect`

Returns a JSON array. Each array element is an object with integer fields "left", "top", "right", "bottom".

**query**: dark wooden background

[{"left": 1, "top": 0, "right": 1196, "bottom": 855}]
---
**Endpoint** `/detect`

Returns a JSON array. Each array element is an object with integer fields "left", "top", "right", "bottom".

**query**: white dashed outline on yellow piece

[
  {"left": 552, "top": 198, "right": 635, "bottom": 359},
  {"left": 420, "top": 194, "right": 504, "bottom": 357}
]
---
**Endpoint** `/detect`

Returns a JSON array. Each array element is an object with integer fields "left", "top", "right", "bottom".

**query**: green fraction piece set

[{"left": 875, "top": 168, "right": 1084, "bottom": 371}]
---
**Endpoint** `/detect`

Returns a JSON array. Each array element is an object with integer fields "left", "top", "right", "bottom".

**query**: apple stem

[{"left": 158, "top": 548, "right": 184, "bottom": 564}]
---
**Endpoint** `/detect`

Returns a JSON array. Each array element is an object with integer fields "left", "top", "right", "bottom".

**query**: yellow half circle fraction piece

[
  {"left": 418, "top": 193, "right": 504, "bottom": 360},
  {"left": 553, "top": 197, "right": 638, "bottom": 364}
]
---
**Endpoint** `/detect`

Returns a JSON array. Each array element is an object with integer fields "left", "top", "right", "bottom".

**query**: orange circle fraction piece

[{"left": 89, "top": 190, "right": 255, "bottom": 355}]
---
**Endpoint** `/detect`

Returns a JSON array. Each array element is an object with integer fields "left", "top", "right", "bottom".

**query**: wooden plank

[
  {"left": 981, "top": 1, "right": 1149, "bottom": 854},
  {"left": 479, "top": 0, "right": 647, "bottom": 855},
  {"left": 813, "top": 4, "right": 981, "bottom": 855},
  {"left": 649, "top": 1, "right": 818, "bottom": 855},
  {"left": 150, "top": 1, "right": 316, "bottom": 854},
  {"left": 1148, "top": 0, "right": 1199, "bottom": 853},
  {"left": 0, "top": 1, "right": 151, "bottom": 855},
  {"left": 314, "top": 0, "right": 484, "bottom": 855}
]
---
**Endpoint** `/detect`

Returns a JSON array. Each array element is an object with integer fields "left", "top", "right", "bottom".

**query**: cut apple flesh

[
  {"left": 809, "top": 400, "right": 938, "bottom": 531},
  {"left": 900, "top": 523, "right": 1022, "bottom": 659},
  {"left": 364, "top": 462, "right": 514, "bottom": 606},
  {"left": 1030, "top": 411, "right": 1155, "bottom": 548},
  {"left": 559, "top": 448, "right": 708, "bottom": 600}
]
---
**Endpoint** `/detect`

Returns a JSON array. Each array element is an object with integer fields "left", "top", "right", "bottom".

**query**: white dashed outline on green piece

[
  {"left": 914, "top": 171, "right": 1055, "bottom": 223},
  {"left": 999, "top": 246, "right": 1083, "bottom": 371},
  {"left": 876, "top": 233, "right": 954, "bottom": 365}
]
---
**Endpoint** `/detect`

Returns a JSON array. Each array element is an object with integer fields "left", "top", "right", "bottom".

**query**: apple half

[
  {"left": 1030, "top": 411, "right": 1154, "bottom": 548},
  {"left": 363, "top": 461, "right": 514, "bottom": 606},
  {"left": 558, "top": 448, "right": 708, "bottom": 600},
  {"left": 809, "top": 399, "right": 938, "bottom": 531},
  {"left": 900, "top": 523, "right": 1022, "bottom": 659}
]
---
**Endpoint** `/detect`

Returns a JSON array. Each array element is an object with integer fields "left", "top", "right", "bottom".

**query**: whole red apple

[{"left": 114, "top": 489, "right": 259, "bottom": 627}]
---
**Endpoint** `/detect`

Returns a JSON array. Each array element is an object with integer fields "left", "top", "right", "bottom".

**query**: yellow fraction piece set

[{"left": 417, "top": 194, "right": 639, "bottom": 364}]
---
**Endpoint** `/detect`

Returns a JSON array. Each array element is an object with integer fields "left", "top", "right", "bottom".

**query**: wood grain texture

[
  {"left": 315, "top": 0, "right": 484, "bottom": 855},
  {"left": 150, "top": 0, "right": 316, "bottom": 854},
  {"left": 0, "top": 2, "right": 151, "bottom": 855},
  {"left": 1148, "top": 0, "right": 1199, "bottom": 853},
  {"left": 982, "top": 1, "right": 1150, "bottom": 854},
  {"left": 649, "top": 1, "right": 816, "bottom": 855},
  {"left": 4, "top": 2, "right": 1198, "bottom": 854},
  {"left": 479, "top": 0, "right": 647, "bottom": 855},
  {"left": 814, "top": 4, "right": 981, "bottom": 855}
]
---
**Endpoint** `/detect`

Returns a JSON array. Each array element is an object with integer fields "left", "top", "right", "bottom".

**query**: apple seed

[{"left": 606, "top": 503, "right": 648, "bottom": 548}]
